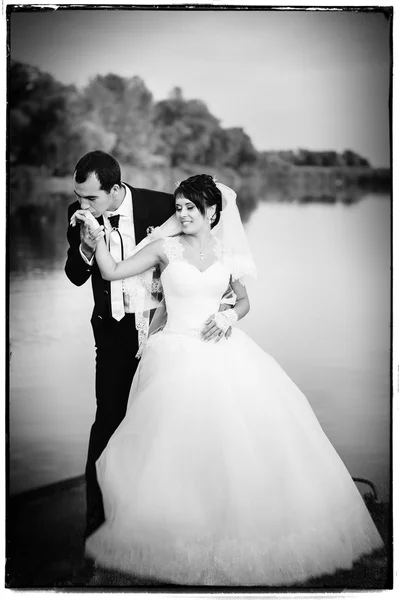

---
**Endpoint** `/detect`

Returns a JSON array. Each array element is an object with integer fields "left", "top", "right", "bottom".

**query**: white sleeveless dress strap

[{"left": 162, "top": 236, "right": 184, "bottom": 264}]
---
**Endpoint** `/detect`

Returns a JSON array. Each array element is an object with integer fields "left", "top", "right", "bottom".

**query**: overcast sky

[{"left": 9, "top": 7, "right": 391, "bottom": 167}]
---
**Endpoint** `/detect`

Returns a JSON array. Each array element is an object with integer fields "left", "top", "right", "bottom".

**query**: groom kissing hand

[{"left": 65, "top": 151, "right": 176, "bottom": 541}]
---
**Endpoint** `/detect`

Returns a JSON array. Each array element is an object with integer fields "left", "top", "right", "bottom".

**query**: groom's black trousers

[{"left": 85, "top": 313, "right": 139, "bottom": 538}]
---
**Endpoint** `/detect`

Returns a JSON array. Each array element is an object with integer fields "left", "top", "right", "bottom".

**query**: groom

[{"left": 65, "top": 151, "right": 177, "bottom": 539}]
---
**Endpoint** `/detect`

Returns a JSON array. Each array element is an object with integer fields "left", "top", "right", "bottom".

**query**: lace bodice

[{"left": 161, "top": 236, "right": 230, "bottom": 336}]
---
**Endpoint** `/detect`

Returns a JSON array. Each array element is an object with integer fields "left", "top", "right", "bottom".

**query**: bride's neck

[
  {"left": 184, "top": 227, "right": 213, "bottom": 243},
  {"left": 184, "top": 229, "right": 213, "bottom": 245}
]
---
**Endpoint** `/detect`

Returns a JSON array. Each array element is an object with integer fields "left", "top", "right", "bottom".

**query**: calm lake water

[{"left": 9, "top": 190, "right": 391, "bottom": 501}]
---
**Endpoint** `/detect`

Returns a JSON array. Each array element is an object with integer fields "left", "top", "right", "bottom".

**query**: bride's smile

[{"left": 175, "top": 196, "right": 210, "bottom": 237}]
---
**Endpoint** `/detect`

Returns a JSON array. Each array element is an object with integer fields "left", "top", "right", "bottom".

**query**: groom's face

[{"left": 73, "top": 172, "right": 114, "bottom": 218}]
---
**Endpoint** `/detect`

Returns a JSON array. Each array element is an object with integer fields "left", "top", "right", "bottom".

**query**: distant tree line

[
  {"left": 9, "top": 60, "right": 374, "bottom": 177},
  {"left": 260, "top": 149, "right": 371, "bottom": 168}
]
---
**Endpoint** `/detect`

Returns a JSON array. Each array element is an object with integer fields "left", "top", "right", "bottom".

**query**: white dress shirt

[{"left": 80, "top": 184, "right": 138, "bottom": 313}]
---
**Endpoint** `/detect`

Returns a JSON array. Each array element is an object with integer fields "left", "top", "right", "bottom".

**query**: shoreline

[{"left": 7, "top": 474, "right": 391, "bottom": 588}]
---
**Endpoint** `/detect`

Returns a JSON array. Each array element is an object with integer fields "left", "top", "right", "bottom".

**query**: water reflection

[
  {"left": 260, "top": 167, "right": 390, "bottom": 205},
  {"left": 10, "top": 194, "right": 70, "bottom": 273}
]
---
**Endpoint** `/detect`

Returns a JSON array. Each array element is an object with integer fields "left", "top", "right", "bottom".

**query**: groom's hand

[{"left": 71, "top": 210, "right": 104, "bottom": 260}]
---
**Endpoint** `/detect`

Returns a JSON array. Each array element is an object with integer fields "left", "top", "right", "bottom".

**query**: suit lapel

[{"left": 125, "top": 183, "right": 149, "bottom": 244}]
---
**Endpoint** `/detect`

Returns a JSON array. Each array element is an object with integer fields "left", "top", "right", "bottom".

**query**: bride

[{"left": 71, "top": 174, "right": 383, "bottom": 586}]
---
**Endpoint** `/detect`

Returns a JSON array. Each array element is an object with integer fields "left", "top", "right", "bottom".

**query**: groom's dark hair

[{"left": 74, "top": 151, "right": 122, "bottom": 193}]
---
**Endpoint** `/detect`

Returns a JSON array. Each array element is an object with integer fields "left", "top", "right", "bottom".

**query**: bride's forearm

[
  {"left": 230, "top": 279, "right": 250, "bottom": 321},
  {"left": 95, "top": 237, "right": 163, "bottom": 281},
  {"left": 232, "top": 296, "right": 250, "bottom": 321},
  {"left": 95, "top": 238, "right": 117, "bottom": 279},
  {"left": 212, "top": 283, "right": 249, "bottom": 337}
]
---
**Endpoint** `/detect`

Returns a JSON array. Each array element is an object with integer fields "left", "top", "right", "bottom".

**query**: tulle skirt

[{"left": 85, "top": 328, "right": 383, "bottom": 586}]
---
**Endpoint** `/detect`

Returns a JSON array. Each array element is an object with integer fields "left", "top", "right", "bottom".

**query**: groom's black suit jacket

[{"left": 65, "top": 183, "right": 175, "bottom": 349}]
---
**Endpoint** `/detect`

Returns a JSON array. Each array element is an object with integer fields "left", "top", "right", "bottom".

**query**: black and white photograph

[{"left": 6, "top": 1, "right": 393, "bottom": 592}]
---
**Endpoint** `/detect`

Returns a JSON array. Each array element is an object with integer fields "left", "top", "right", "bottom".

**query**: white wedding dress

[{"left": 85, "top": 236, "right": 383, "bottom": 586}]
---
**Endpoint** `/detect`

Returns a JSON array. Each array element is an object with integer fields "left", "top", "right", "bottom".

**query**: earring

[{"left": 207, "top": 210, "right": 216, "bottom": 223}]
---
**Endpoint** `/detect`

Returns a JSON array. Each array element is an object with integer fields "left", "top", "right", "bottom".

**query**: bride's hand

[
  {"left": 201, "top": 313, "right": 227, "bottom": 343},
  {"left": 70, "top": 209, "right": 100, "bottom": 231},
  {"left": 70, "top": 209, "right": 105, "bottom": 257}
]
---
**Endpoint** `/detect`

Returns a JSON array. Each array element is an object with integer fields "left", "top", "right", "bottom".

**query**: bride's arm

[
  {"left": 229, "top": 278, "right": 250, "bottom": 320},
  {"left": 70, "top": 209, "right": 165, "bottom": 280},
  {"left": 95, "top": 237, "right": 165, "bottom": 281},
  {"left": 201, "top": 278, "right": 250, "bottom": 342}
]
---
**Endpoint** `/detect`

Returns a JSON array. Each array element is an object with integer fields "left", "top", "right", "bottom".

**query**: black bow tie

[{"left": 109, "top": 214, "right": 120, "bottom": 229}]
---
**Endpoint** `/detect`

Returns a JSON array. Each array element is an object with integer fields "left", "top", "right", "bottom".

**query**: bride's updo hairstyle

[{"left": 174, "top": 174, "right": 222, "bottom": 229}]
